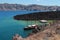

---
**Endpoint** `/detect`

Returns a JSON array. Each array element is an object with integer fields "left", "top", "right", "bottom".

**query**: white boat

[{"left": 24, "top": 24, "right": 38, "bottom": 30}]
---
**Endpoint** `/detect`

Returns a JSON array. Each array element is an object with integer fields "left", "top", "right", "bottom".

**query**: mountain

[
  {"left": 0, "top": 3, "right": 60, "bottom": 11},
  {"left": 0, "top": 3, "right": 26, "bottom": 10}
]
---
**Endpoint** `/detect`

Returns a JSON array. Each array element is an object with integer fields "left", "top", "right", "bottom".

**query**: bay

[{"left": 0, "top": 10, "right": 40, "bottom": 40}]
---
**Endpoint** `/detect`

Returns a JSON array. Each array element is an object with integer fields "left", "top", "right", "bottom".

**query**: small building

[
  {"left": 40, "top": 20, "right": 48, "bottom": 27},
  {"left": 40, "top": 20, "right": 48, "bottom": 23}
]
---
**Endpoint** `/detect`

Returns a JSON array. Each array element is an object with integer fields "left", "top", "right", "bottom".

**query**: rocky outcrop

[
  {"left": 14, "top": 11, "right": 60, "bottom": 20},
  {"left": 0, "top": 3, "right": 60, "bottom": 11}
]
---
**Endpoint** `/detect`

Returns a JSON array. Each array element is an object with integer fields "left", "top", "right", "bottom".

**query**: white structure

[
  {"left": 28, "top": 25, "right": 32, "bottom": 27},
  {"left": 40, "top": 20, "right": 48, "bottom": 23},
  {"left": 32, "top": 24, "right": 36, "bottom": 26}
]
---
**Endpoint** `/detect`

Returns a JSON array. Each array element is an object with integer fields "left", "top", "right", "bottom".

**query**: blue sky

[{"left": 0, "top": 0, "right": 60, "bottom": 6}]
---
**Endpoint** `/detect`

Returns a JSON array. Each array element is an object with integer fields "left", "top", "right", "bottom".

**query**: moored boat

[{"left": 24, "top": 24, "right": 38, "bottom": 30}]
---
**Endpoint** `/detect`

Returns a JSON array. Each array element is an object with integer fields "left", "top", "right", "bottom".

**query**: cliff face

[
  {"left": 0, "top": 4, "right": 60, "bottom": 11},
  {"left": 14, "top": 11, "right": 60, "bottom": 20}
]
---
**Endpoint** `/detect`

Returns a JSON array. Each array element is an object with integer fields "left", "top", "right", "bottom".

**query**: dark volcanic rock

[{"left": 14, "top": 11, "right": 60, "bottom": 20}]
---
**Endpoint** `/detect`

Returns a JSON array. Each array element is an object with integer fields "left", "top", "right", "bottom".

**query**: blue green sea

[{"left": 0, "top": 10, "right": 41, "bottom": 40}]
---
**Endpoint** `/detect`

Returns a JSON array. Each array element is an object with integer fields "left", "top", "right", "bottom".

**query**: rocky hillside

[
  {"left": 0, "top": 3, "right": 60, "bottom": 11},
  {"left": 13, "top": 20, "right": 60, "bottom": 40}
]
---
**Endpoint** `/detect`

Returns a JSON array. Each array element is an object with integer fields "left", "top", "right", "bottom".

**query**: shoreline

[
  {"left": 14, "top": 11, "right": 60, "bottom": 20},
  {"left": 13, "top": 20, "right": 60, "bottom": 40}
]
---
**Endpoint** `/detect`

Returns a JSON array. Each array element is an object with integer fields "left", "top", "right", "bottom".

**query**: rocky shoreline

[
  {"left": 14, "top": 11, "right": 60, "bottom": 20},
  {"left": 12, "top": 20, "right": 60, "bottom": 40}
]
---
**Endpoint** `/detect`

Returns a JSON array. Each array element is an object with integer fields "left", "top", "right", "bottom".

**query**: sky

[{"left": 0, "top": 0, "right": 60, "bottom": 6}]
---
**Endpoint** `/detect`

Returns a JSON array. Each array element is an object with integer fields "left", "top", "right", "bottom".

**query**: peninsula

[{"left": 14, "top": 11, "right": 60, "bottom": 20}]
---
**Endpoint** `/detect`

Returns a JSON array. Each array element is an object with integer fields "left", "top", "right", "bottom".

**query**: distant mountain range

[{"left": 0, "top": 3, "right": 60, "bottom": 11}]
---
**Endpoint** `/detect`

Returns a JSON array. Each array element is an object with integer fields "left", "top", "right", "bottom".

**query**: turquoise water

[{"left": 0, "top": 10, "right": 40, "bottom": 40}]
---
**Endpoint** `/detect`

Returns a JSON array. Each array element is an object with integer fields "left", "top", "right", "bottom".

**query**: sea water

[{"left": 0, "top": 10, "right": 41, "bottom": 40}]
